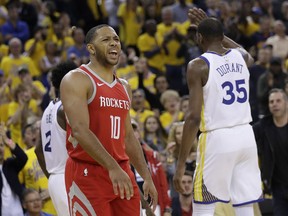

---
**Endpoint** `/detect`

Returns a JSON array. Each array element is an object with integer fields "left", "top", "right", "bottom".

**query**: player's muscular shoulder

[
  {"left": 188, "top": 57, "right": 209, "bottom": 86},
  {"left": 62, "top": 69, "right": 93, "bottom": 95}
]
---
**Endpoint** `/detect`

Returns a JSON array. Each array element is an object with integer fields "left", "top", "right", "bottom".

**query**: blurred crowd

[{"left": 0, "top": 0, "right": 287, "bottom": 215}]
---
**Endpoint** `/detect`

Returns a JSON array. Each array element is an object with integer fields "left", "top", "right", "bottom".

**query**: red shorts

[{"left": 65, "top": 157, "right": 141, "bottom": 216}]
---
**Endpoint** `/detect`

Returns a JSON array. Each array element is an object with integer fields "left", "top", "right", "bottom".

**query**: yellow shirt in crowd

[
  {"left": 7, "top": 99, "right": 38, "bottom": 149},
  {"left": 160, "top": 111, "right": 184, "bottom": 131},
  {"left": 0, "top": 55, "right": 39, "bottom": 88},
  {"left": 19, "top": 147, "right": 56, "bottom": 215}
]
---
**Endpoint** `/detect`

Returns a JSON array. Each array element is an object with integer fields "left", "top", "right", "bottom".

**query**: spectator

[
  {"left": 1, "top": 37, "right": 39, "bottom": 88},
  {"left": 171, "top": 0, "right": 194, "bottom": 24},
  {"left": 249, "top": 46, "right": 272, "bottom": 122},
  {"left": 153, "top": 74, "right": 169, "bottom": 112},
  {"left": 1, "top": 1, "right": 30, "bottom": 44},
  {"left": 143, "top": 2, "right": 162, "bottom": 24},
  {"left": 238, "top": 5, "right": 261, "bottom": 38},
  {"left": 159, "top": 90, "right": 184, "bottom": 132},
  {"left": 131, "top": 119, "right": 172, "bottom": 216},
  {"left": 130, "top": 57, "right": 156, "bottom": 93},
  {"left": 253, "top": 88, "right": 288, "bottom": 216},
  {"left": 257, "top": 57, "right": 287, "bottom": 116},
  {"left": 143, "top": 115, "right": 168, "bottom": 152},
  {"left": 164, "top": 121, "right": 195, "bottom": 199},
  {"left": 24, "top": 25, "right": 49, "bottom": 75},
  {"left": 0, "top": 122, "right": 28, "bottom": 216},
  {"left": 19, "top": 120, "right": 56, "bottom": 215},
  {"left": 38, "top": 41, "right": 61, "bottom": 88},
  {"left": 0, "top": 70, "right": 12, "bottom": 124},
  {"left": 50, "top": 21, "right": 74, "bottom": 60},
  {"left": 117, "top": 0, "right": 144, "bottom": 48},
  {"left": 116, "top": 50, "right": 136, "bottom": 81},
  {"left": 70, "top": 0, "right": 108, "bottom": 33},
  {"left": 37, "top": 0, "right": 58, "bottom": 39},
  {"left": 130, "top": 89, "right": 155, "bottom": 132},
  {"left": 22, "top": 188, "right": 53, "bottom": 216},
  {"left": 58, "top": 12, "right": 72, "bottom": 38},
  {"left": 17, "top": 0, "right": 39, "bottom": 36},
  {"left": 7, "top": 84, "right": 40, "bottom": 148},
  {"left": 134, "top": 61, "right": 167, "bottom": 115},
  {"left": 18, "top": 67, "right": 46, "bottom": 103},
  {"left": 67, "top": 27, "right": 89, "bottom": 66},
  {"left": 265, "top": 20, "right": 288, "bottom": 60},
  {"left": 137, "top": 19, "right": 165, "bottom": 75},
  {"left": 205, "top": 0, "right": 220, "bottom": 18},
  {"left": 22, "top": 124, "right": 38, "bottom": 150},
  {"left": 250, "top": 16, "right": 273, "bottom": 52},
  {"left": 157, "top": 6, "right": 186, "bottom": 92},
  {"left": 171, "top": 170, "right": 193, "bottom": 216},
  {"left": 105, "top": 0, "right": 123, "bottom": 34}
]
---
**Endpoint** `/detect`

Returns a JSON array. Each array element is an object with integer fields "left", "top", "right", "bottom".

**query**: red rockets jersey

[{"left": 66, "top": 64, "right": 131, "bottom": 164}]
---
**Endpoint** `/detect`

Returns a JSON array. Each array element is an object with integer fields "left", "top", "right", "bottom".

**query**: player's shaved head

[
  {"left": 198, "top": 18, "right": 224, "bottom": 41},
  {"left": 85, "top": 24, "right": 110, "bottom": 44}
]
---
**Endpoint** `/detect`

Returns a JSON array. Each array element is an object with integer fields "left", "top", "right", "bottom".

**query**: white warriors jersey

[
  {"left": 199, "top": 49, "right": 252, "bottom": 132},
  {"left": 41, "top": 100, "right": 68, "bottom": 174}
]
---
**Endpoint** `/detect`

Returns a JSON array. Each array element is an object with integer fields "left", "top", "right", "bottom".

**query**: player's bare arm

[
  {"left": 35, "top": 103, "right": 66, "bottom": 179},
  {"left": 173, "top": 58, "right": 208, "bottom": 194},
  {"left": 57, "top": 105, "right": 66, "bottom": 130},
  {"left": 122, "top": 80, "right": 158, "bottom": 211},
  {"left": 222, "top": 36, "right": 254, "bottom": 67},
  {"left": 60, "top": 71, "right": 134, "bottom": 199},
  {"left": 188, "top": 7, "right": 254, "bottom": 67},
  {"left": 35, "top": 127, "right": 49, "bottom": 178}
]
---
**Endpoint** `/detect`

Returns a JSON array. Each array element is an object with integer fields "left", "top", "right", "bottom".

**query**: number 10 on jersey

[{"left": 110, "top": 115, "right": 120, "bottom": 139}]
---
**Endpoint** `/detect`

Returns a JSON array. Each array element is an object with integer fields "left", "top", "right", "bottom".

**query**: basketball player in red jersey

[{"left": 60, "top": 25, "right": 158, "bottom": 216}]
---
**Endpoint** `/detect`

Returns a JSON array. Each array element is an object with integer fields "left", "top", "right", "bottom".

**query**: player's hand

[
  {"left": 173, "top": 164, "right": 186, "bottom": 194},
  {"left": 142, "top": 179, "right": 158, "bottom": 212},
  {"left": 188, "top": 8, "right": 208, "bottom": 28},
  {"left": 145, "top": 207, "right": 156, "bottom": 216},
  {"left": 109, "top": 167, "right": 134, "bottom": 200},
  {"left": 39, "top": 188, "right": 50, "bottom": 201}
]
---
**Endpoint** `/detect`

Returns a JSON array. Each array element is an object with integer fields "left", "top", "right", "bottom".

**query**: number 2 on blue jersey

[
  {"left": 44, "top": 130, "right": 52, "bottom": 152},
  {"left": 221, "top": 79, "right": 247, "bottom": 105}
]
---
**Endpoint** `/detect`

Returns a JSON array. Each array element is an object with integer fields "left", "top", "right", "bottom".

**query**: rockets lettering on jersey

[{"left": 99, "top": 96, "right": 130, "bottom": 110}]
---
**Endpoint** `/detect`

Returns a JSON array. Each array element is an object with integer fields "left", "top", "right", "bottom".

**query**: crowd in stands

[{"left": 0, "top": 0, "right": 287, "bottom": 215}]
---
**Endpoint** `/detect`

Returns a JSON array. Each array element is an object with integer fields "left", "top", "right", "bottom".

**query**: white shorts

[
  {"left": 193, "top": 124, "right": 262, "bottom": 206},
  {"left": 48, "top": 173, "right": 70, "bottom": 216}
]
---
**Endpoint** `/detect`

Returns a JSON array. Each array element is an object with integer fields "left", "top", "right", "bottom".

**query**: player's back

[
  {"left": 41, "top": 99, "right": 67, "bottom": 174},
  {"left": 199, "top": 49, "right": 252, "bottom": 132}
]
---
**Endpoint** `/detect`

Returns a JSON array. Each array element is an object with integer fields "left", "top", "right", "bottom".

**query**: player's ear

[
  {"left": 87, "top": 44, "right": 95, "bottom": 55},
  {"left": 196, "top": 32, "right": 202, "bottom": 45}
]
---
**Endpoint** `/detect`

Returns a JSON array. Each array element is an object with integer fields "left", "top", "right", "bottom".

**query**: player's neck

[
  {"left": 87, "top": 62, "right": 115, "bottom": 83},
  {"left": 206, "top": 43, "right": 227, "bottom": 54}
]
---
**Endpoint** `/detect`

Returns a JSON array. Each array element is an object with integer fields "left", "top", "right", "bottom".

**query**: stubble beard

[{"left": 95, "top": 53, "right": 118, "bottom": 67}]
